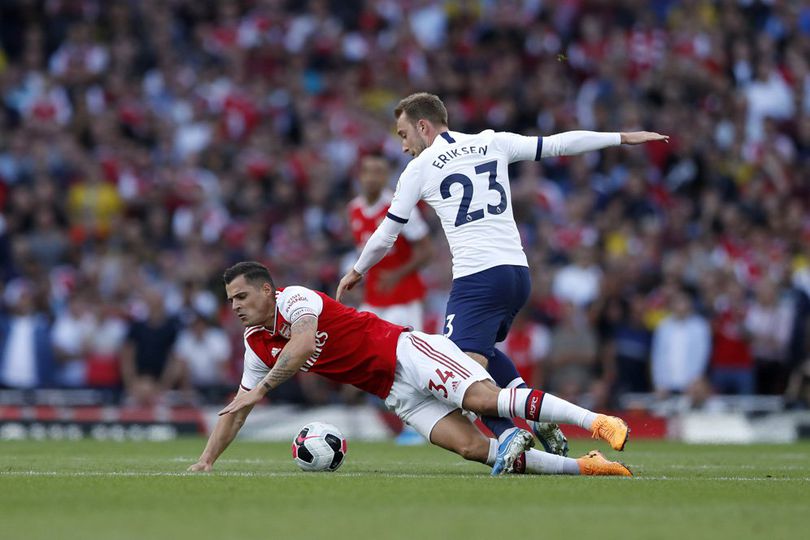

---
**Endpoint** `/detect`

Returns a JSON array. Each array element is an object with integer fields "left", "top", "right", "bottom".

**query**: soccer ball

[{"left": 291, "top": 422, "right": 347, "bottom": 472}]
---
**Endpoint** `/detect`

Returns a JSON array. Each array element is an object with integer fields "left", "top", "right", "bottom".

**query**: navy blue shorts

[{"left": 443, "top": 265, "right": 531, "bottom": 359}]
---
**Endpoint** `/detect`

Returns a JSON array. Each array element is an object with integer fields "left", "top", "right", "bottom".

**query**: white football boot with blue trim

[{"left": 491, "top": 428, "right": 534, "bottom": 476}]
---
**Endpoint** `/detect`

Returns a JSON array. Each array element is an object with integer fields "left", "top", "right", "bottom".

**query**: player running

[
  {"left": 188, "top": 262, "right": 631, "bottom": 477},
  {"left": 337, "top": 92, "right": 667, "bottom": 471},
  {"left": 347, "top": 152, "right": 433, "bottom": 330}
]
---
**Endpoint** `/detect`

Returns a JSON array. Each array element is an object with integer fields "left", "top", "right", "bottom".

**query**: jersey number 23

[{"left": 440, "top": 160, "right": 507, "bottom": 227}]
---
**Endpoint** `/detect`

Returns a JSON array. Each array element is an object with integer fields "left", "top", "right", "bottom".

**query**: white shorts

[
  {"left": 361, "top": 300, "right": 424, "bottom": 331},
  {"left": 384, "top": 331, "right": 493, "bottom": 440}
]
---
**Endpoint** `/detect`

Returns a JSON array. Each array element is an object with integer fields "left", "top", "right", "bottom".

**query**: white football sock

[
  {"left": 497, "top": 388, "right": 596, "bottom": 428},
  {"left": 538, "top": 393, "right": 596, "bottom": 430},
  {"left": 524, "top": 448, "right": 581, "bottom": 475},
  {"left": 486, "top": 438, "right": 498, "bottom": 466},
  {"left": 497, "top": 388, "right": 540, "bottom": 419},
  {"left": 539, "top": 393, "right": 597, "bottom": 429}
]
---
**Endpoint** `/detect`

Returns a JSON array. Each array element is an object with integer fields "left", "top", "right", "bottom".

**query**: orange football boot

[
  {"left": 590, "top": 414, "right": 629, "bottom": 451},
  {"left": 577, "top": 450, "right": 632, "bottom": 477}
]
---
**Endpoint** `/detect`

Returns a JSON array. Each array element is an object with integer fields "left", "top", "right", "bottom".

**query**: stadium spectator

[
  {"left": 66, "top": 164, "right": 123, "bottom": 242},
  {"left": 82, "top": 296, "right": 128, "bottom": 389},
  {"left": 786, "top": 275, "right": 810, "bottom": 385},
  {"left": 651, "top": 289, "right": 711, "bottom": 401},
  {"left": 120, "top": 288, "right": 181, "bottom": 406},
  {"left": 51, "top": 291, "right": 94, "bottom": 387},
  {"left": 548, "top": 301, "right": 598, "bottom": 405},
  {"left": 709, "top": 280, "right": 755, "bottom": 395},
  {"left": 166, "top": 312, "right": 232, "bottom": 403},
  {"left": 0, "top": 278, "right": 54, "bottom": 388},
  {"left": 609, "top": 294, "right": 653, "bottom": 396},
  {"left": 26, "top": 205, "right": 69, "bottom": 270},
  {"left": 552, "top": 245, "right": 602, "bottom": 308},
  {"left": 0, "top": 215, "right": 12, "bottom": 281},
  {"left": 745, "top": 279, "right": 794, "bottom": 394}
]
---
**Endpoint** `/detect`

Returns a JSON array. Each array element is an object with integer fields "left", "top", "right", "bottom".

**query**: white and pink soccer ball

[{"left": 291, "top": 422, "right": 348, "bottom": 472}]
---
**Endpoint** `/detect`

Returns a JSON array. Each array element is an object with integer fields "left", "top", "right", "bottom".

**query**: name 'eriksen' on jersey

[{"left": 431, "top": 145, "right": 488, "bottom": 169}]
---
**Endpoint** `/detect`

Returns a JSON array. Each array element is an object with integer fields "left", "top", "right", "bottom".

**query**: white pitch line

[
  {"left": 644, "top": 464, "right": 810, "bottom": 471},
  {"left": 0, "top": 471, "right": 485, "bottom": 479},
  {"left": 629, "top": 476, "right": 810, "bottom": 482},
  {"left": 1, "top": 471, "right": 809, "bottom": 481}
]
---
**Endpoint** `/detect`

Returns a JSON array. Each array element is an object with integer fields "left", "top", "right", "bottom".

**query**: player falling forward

[
  {"left": 188, "top": 262, "right": 631, "bottom": 477},
  {"left": 337, "top": 92, "right": 667, "bottom": 471}
]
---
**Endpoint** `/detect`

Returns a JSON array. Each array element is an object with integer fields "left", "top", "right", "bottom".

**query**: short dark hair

[
  {"left": 394, "top": 92, "right": 448, "bottom": 126},
  {"left": 360, "top": 150, "right": 391, "bottom": 168},
  {"left": 223, "top": 261, "right": 275, "bottom": 290}
]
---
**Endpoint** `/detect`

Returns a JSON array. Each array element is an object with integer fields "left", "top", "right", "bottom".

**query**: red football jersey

[
  {"left": 240, "top": 286, "right": 406, "bottom": 399},
  {"left": 711, "top": 308, "right": 753, "bottom": 369},
  {"left": 348, "top": 190, "right": 427, "bottom": 307}
]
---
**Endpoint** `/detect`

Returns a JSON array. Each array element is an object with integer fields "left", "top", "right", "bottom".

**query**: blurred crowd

[{"left": 0, "top": 0, "right": 809, "bottom": 410}]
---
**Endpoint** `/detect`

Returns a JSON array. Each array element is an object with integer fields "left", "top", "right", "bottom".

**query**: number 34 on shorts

[
  {"left": 402, "top": 332, "right": 487, "bottom": 408},
  {"left": 428, "top": 368, "right": 458, "bottom": 398}
]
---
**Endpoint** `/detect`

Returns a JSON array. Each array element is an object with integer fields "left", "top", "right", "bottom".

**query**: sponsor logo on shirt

[
  {"left": 271, "top": 347, "right": 282, "bottom": 357},
  {"left": 285, "top": 294, "right": 308, "bottom": 310},
  {"left": 301, "top": 330, "right": 329, "bottom": 371}
]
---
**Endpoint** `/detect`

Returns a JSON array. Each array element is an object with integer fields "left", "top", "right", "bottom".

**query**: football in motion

[{"left": 291, "top": 422, "right": 348, "bottom": 472}]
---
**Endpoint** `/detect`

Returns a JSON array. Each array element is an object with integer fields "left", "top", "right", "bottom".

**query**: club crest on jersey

[{"left": 279, "top": 324, "right": 291, "bottom": 338}]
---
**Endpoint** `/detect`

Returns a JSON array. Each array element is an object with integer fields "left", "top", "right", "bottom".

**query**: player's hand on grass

[
  {"left": 187, "top": 461, "right": 212, "bottom": 472},
  {"left": 218, "top": 388, "right": 263, "bottom": 416},
  {"left": 620, "top": 131, "right": 669, "bottom": 145},
  {"left": 336, "top": 269, "right": 363, "bottom": 303}
]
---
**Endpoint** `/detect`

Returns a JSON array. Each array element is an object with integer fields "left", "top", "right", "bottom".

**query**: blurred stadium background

[{"left": 0, "top": 0, "right": 809, "bottom": 447}]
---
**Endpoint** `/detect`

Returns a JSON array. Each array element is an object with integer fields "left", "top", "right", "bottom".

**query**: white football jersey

[{"left": 388, "top": 130, "right": 539, "bottom": 279}]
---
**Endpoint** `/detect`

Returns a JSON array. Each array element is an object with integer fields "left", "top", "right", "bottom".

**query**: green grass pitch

[{"left": 2, "top": 438, "right": 809, "bottom": 540}]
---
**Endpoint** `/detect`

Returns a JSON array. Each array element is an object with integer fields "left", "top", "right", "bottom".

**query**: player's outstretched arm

[
  {"left": 620, "top": 131, "right": 669, "bottom": 145},
  {"left": 539, "top": 130, "right": 669, "bottom": 158},
  {"left": 188, "top": 387, "right": 254, "bottom": 472},
  {"left": 336, "top": 268, "right": 363, "bottom": 303},
  {"left": 336, "top": 217, "right": 405, "bottom": 302},
  {"left": 218, "top": 317, "right": 317, "bottom": 416}
]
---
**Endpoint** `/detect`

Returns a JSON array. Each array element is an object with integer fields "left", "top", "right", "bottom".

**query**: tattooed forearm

[
  {"left": 261, "top": 351, "right": 300, "bottom": 391},
  {"left": 259, "top": 315, "right": 318, "bottom": 394}
]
